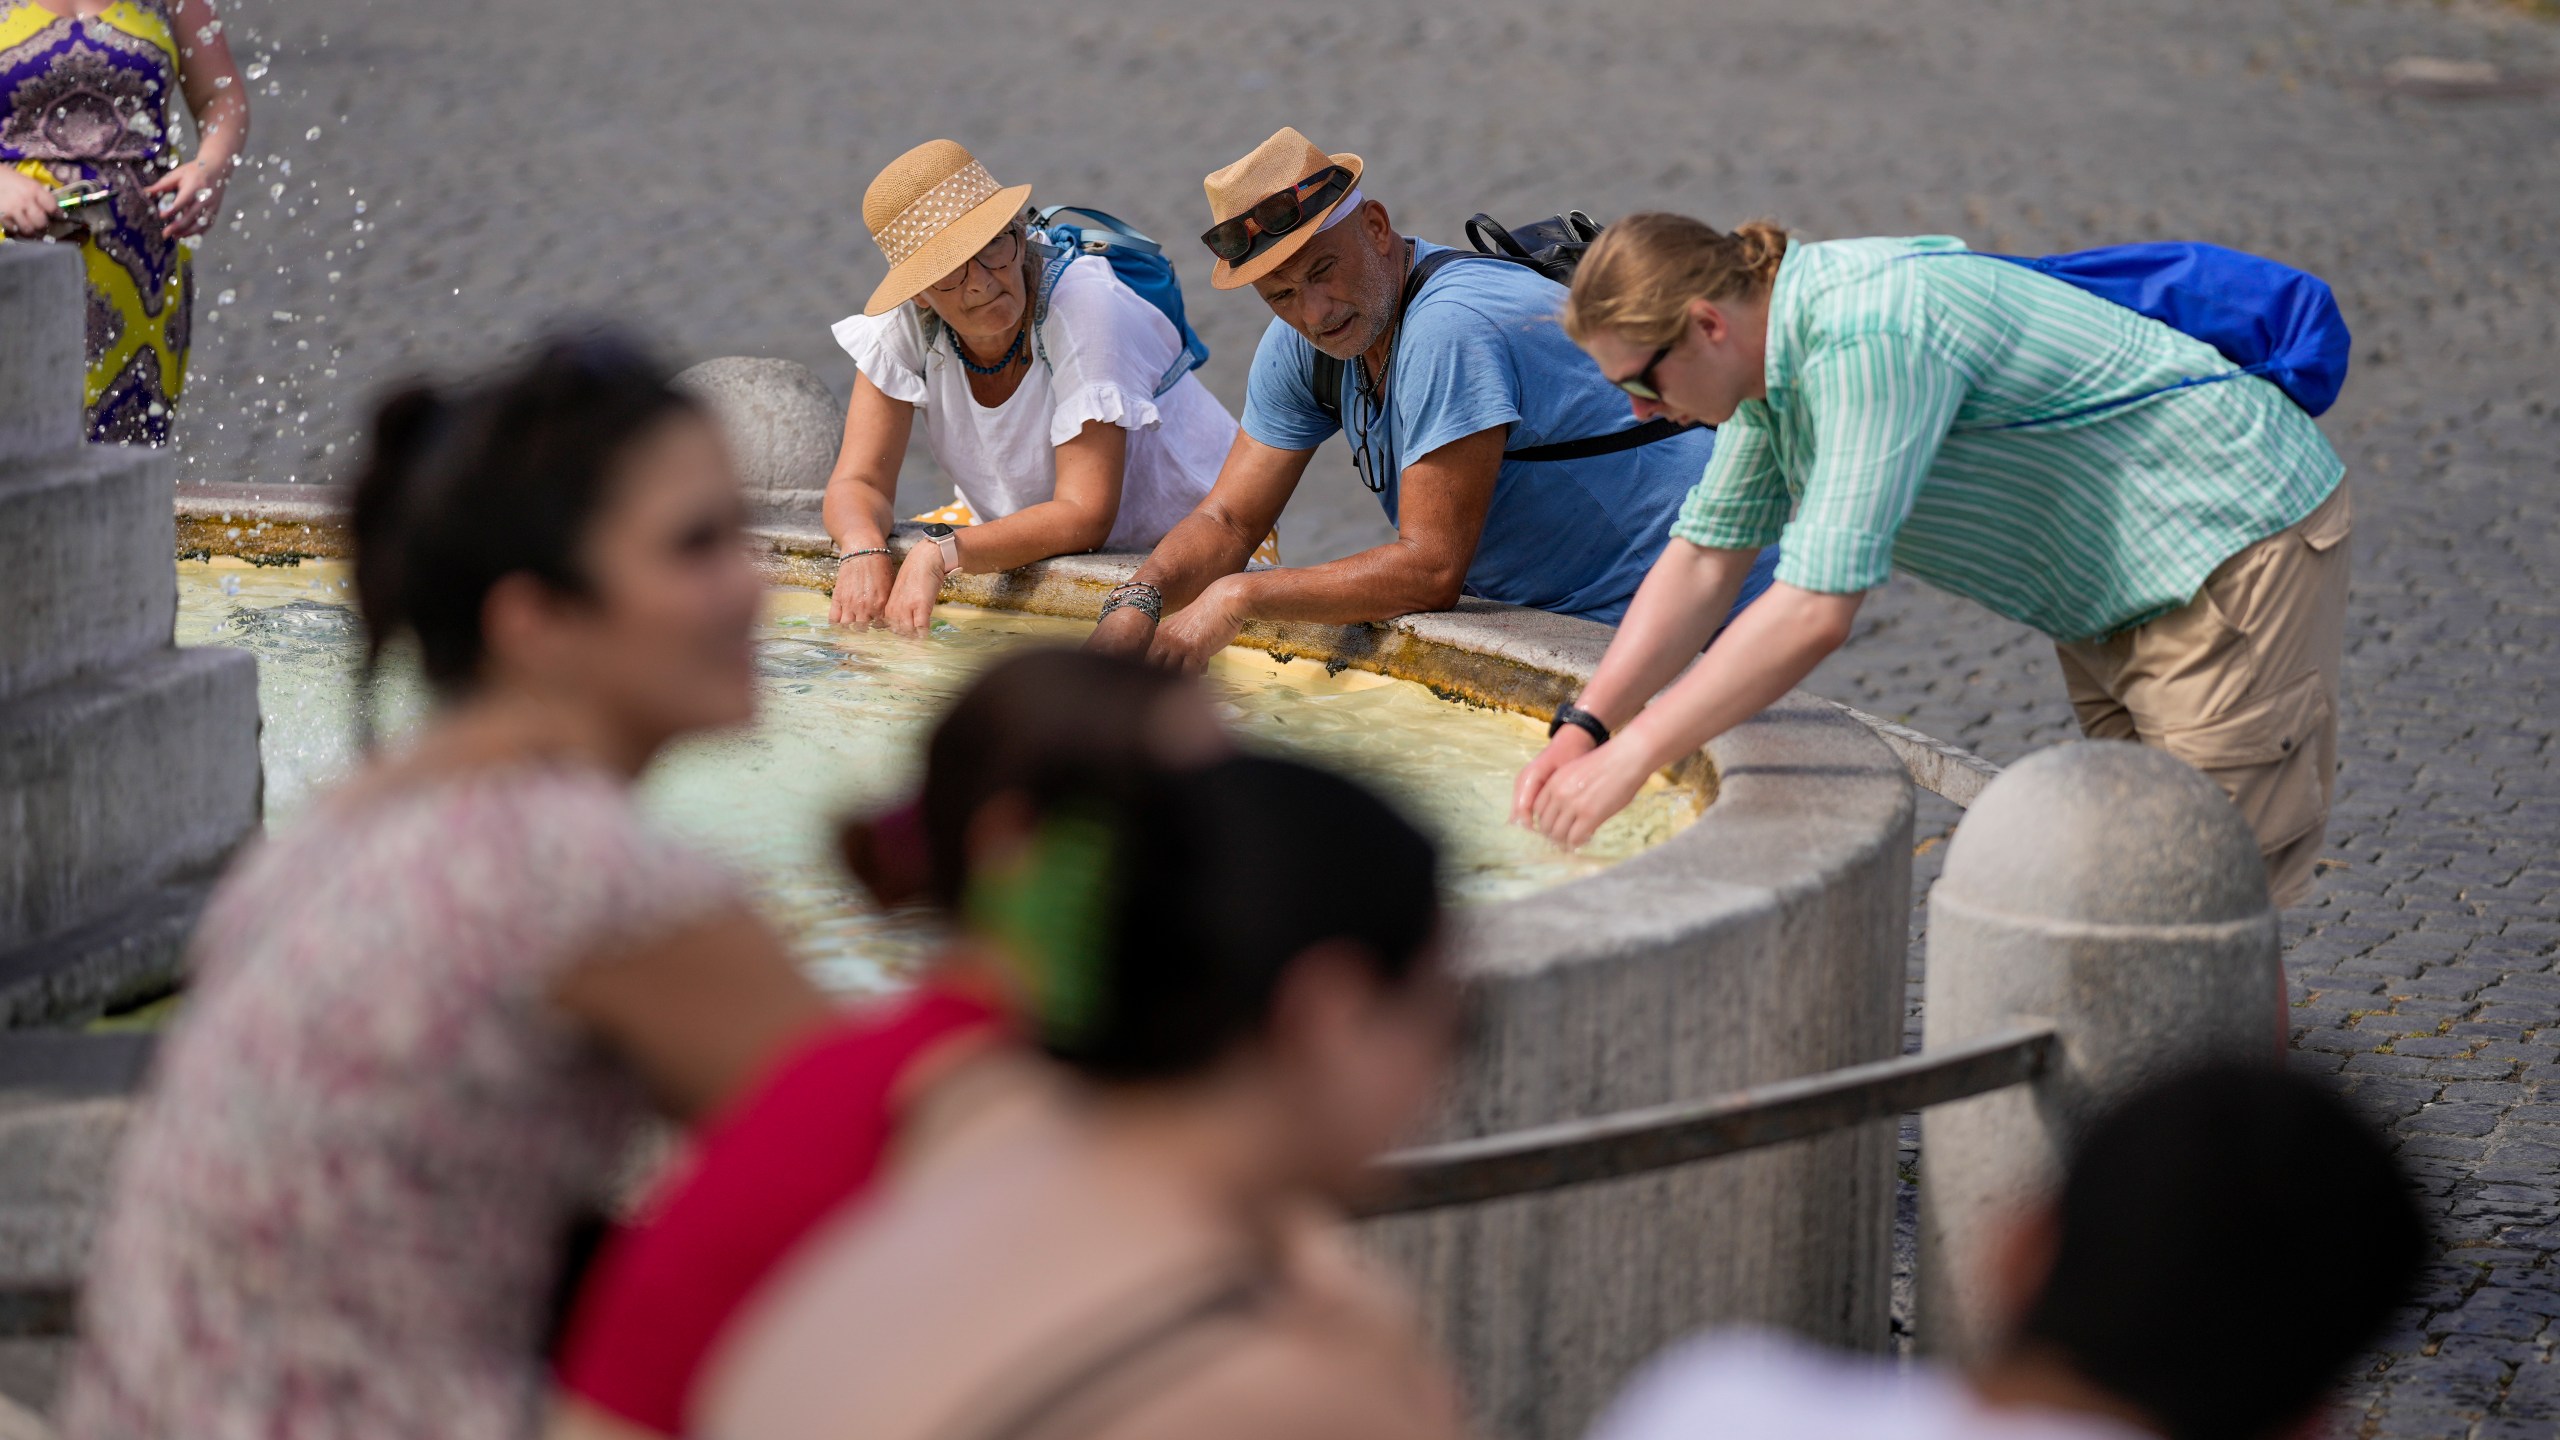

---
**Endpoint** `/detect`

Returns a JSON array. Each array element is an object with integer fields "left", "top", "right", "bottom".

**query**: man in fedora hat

[{"left": 1088, "top": 127, "right": 1773, "bottom": 671}]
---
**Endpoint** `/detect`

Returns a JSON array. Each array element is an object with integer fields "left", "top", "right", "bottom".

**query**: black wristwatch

[{"left": 1549, "top": 702, "right": 1611, "bottom": 747}]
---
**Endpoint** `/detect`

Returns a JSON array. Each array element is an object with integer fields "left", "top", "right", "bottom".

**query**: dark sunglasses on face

[
  {"left": 929, "top": 226, "right": 1024, "bottom": 293},
  {"left": 1610, "top": 340, "right": 1676, "bottom": 402},
  {"left": 1199, "top": 165, "right": 1355, "bottom": 264}
]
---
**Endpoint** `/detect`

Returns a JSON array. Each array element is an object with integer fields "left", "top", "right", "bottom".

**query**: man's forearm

[
  {"left": 1209, "top": 539, "right": 1465, "bottom": 628},
  {"left": 1132, "top": 503, "right": 1264, "bottom": 610}
]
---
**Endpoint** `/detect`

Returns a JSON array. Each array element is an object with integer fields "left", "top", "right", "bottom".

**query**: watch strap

[{"left": 1548, "top": 702, "right": 1611, "bottom": 747}]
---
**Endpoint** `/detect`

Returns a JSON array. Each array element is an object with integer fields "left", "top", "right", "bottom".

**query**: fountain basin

[{"left": 170, "top": 496, "right": 1914, "bottom": 1440}]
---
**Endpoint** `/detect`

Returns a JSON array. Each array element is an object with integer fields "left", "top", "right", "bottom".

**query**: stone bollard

[
  {"left": 1918, "top": 740, "right": 2281, "bottom": 1360},
  {"left": 672, "top": 356, "right": 842, "bottom": 511}
]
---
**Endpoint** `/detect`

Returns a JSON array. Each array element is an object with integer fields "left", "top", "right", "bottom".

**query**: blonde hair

[{"left": 1564, "top": 214, "right": 1790, "bottom": 348}]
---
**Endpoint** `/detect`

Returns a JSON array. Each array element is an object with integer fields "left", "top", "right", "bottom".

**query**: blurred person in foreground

[
  {"left": 1586, "top": 1064, "right": 2424, "bottom": 1440},
  {"left": 548, "top": 649, "right": 1229, "bottom": 1439},
  {"left": 692, "top": 756, "right": 1470, "bottom": 1440},
  {"left": 60, "top": 336, "right": 835, "bottom": 1440}
]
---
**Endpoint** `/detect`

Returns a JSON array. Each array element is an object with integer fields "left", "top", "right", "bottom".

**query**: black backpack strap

[
  {"left": 1312, "top": 352, "right": 1344, "bottom": 431},
  {"left": 1505, "top": 417, "right": 1706, "bottom": 462}
]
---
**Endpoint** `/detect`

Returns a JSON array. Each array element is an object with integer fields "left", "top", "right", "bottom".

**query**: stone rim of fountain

[{"left": 162, "top": 494, "right": 1993, "bottom": 1036}]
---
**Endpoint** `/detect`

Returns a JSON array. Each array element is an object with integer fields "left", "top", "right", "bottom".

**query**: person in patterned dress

[
  {"left": 57, "top": 337, "right": 835, "bottom": 1440},
  {"left": 0, "top": 0, "right": 245, "bottom": 445}
]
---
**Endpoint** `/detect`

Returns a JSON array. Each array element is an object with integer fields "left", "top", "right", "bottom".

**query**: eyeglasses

[
  {"left": 1199, "top": 165, "right": 1355, "bottom": 265},
  {"left": 1349, "top": 365, "right": 1392, "bottom": 495},
  {"left": 1609, "top": 340, "right": 1677, "bottom": 402},
  {"left": 928, "top": 226, "right": 1023, "bottom": 293}
]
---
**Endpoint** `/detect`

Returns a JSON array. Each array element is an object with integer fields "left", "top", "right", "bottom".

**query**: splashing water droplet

[
  {"left": 216, "top": 288, "right": 236, "bottom": 305},
  {"left": 245, "top": 58, "right": 269, "bottom": 80},
  {"left": 304, "top": 126, "right": 321, "bottom": 141}
]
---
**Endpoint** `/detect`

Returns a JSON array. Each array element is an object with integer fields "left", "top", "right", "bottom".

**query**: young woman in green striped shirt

[{"left": 1513, "top": 213, "right": 2351, "bottom": 906}]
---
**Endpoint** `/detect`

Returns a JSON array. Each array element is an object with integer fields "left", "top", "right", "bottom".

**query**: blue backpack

[
  {"left": 1916, "top": 242, "right": 2351, "bottom": 423},
  {"left": 1027, "top": 204, "right": 1212, "bottom": 399}
]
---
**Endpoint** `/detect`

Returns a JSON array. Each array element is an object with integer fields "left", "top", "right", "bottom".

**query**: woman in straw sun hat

[{"left": 821, "top": 139, "right": 1242, "bottom": 637}]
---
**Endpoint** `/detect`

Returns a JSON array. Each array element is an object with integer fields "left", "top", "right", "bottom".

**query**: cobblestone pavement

[{"left": 150, "top": 0, "right": 2560, "bottom": 1432}]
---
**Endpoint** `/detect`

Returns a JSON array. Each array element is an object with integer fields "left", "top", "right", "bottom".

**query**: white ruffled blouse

[{"left": 831, "top": 255, "right": 1238, "bottom": 552}]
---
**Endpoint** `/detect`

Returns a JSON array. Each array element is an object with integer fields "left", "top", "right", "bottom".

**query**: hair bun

[{"left": 1732, "top": 220, "right": 1790, "bottom": 287}]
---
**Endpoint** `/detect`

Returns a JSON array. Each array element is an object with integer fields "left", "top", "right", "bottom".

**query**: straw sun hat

[
  {"left": 1202, "top": 127, "right": 1364, "bottom": 290},
  {"left": 860, "top": 139, "right": 1036, "bottom": 317}
]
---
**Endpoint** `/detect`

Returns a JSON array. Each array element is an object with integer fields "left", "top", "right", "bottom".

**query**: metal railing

[{"left": 1359, "top": 1022, "right": 2055, "bottom": 1216}]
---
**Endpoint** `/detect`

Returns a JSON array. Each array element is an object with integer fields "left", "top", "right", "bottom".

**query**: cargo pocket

[
  {"left": 2150, "top": 667, "right": 2334, "bottom": 854},
  {"left": 2297, "top": 483, "right": 2353, "bottom": 554}
]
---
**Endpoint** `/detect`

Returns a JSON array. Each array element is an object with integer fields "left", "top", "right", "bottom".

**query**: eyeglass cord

[{"left": 1348, "top": 240, "right": 1416, "bottom": 494}]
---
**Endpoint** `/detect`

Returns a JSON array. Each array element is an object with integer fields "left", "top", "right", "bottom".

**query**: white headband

[{"left": 1318, "top": 186, "right": 1366, "bottom": 232}]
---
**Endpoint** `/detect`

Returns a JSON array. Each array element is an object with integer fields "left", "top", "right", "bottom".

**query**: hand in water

[
  {"left": 0, "top": 170, "right": 56, "bottom": 238},
  {"left": 145, "top": 159, "right": 226, "bottom": 239},
  {"left": 828, "top": 552, "right": 895, "bottom": 629},
  {"left": 1510, "top": 726, "right": 1596, "bottom": 828},
  {"left": 1528, "top": 737, "right": 1652, "bottom": 851},
  {"left": 884, "top": 547, "right": 946, "bottom": 638},
  {"left": 1146, "top": 576, "right": 1246, "bottom": 675}
]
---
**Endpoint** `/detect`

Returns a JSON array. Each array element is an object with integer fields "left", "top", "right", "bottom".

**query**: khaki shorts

[{"left": 2053, "top": 482, "right": 2353, "bottom": 908}]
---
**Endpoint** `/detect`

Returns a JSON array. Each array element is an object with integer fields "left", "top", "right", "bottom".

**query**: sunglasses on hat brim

[{"left": 1200, "top": 165, "right": 1356, "bottom": 265}]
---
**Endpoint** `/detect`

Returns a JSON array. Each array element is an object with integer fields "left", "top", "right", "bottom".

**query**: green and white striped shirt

[{"left": 1672, "top": 236, "right": 2345, "bottom": 641}]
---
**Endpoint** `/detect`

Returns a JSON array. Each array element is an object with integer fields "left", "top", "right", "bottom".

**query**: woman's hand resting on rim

[{"left": 827, "top": 551, "right": 896, "bottom": 629}]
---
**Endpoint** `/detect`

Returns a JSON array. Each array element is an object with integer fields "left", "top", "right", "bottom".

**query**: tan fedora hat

[
  {"left": 860, "top": 139, "right": 1036, "bottom": 317},
  {"left": 1202, "top": 127, "right": 1364, "bottom": 290}
]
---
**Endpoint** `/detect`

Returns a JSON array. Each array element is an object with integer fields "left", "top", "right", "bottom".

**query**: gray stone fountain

[{"left": 0, "top": 246, "right": 261, "bottom": 1027}]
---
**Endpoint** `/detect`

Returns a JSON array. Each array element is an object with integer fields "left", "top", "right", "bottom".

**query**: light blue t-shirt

[{"left": 1240, "top": 241, "right": 1717, "bottom": 626}]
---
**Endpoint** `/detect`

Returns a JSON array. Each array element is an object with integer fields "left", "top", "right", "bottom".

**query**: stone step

[
  {"left": 0, "top": 884, "right": 208, "bottom": 1029},
  {"left": 0, "top": 447, "right": 176, "bottom": 706},
  {"left": 0, "top": 247, "right": 81, "bottom": 465},
  {"left": 0, "top": 1090, "right": 126, "bottom": 1312},
  {"left": 0, "top": 648, "right": 261, "bottom": 957}
]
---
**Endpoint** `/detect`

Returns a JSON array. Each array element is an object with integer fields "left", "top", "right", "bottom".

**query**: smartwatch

[
  {"left": 922, "top": 522, "right": 963, "bottom": 575},
  {"left": 1548, "top": 702, "right": 1611, "bottom": 747}
]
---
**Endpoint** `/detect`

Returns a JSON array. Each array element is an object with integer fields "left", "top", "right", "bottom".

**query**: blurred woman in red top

[{"left": 549, "top": 649, "right": 1227, "bottom": 1439}]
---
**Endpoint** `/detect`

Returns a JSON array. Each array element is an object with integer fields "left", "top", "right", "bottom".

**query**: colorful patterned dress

[{"left": 0, "top": 0, "right": 192, "bottom": 445}]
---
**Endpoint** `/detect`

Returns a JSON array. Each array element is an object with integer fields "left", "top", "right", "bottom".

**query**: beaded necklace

[{"left": 955, "top": 321, "right": 1029, "bottom": 376}]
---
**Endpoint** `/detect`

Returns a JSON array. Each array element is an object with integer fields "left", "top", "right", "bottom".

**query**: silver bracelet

[
  {"left": 1097, "top": 581, "right": 1164, "bottom": 625},
  {"left": 834, "top": 547, "right": 890, "bottom": 564}
]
